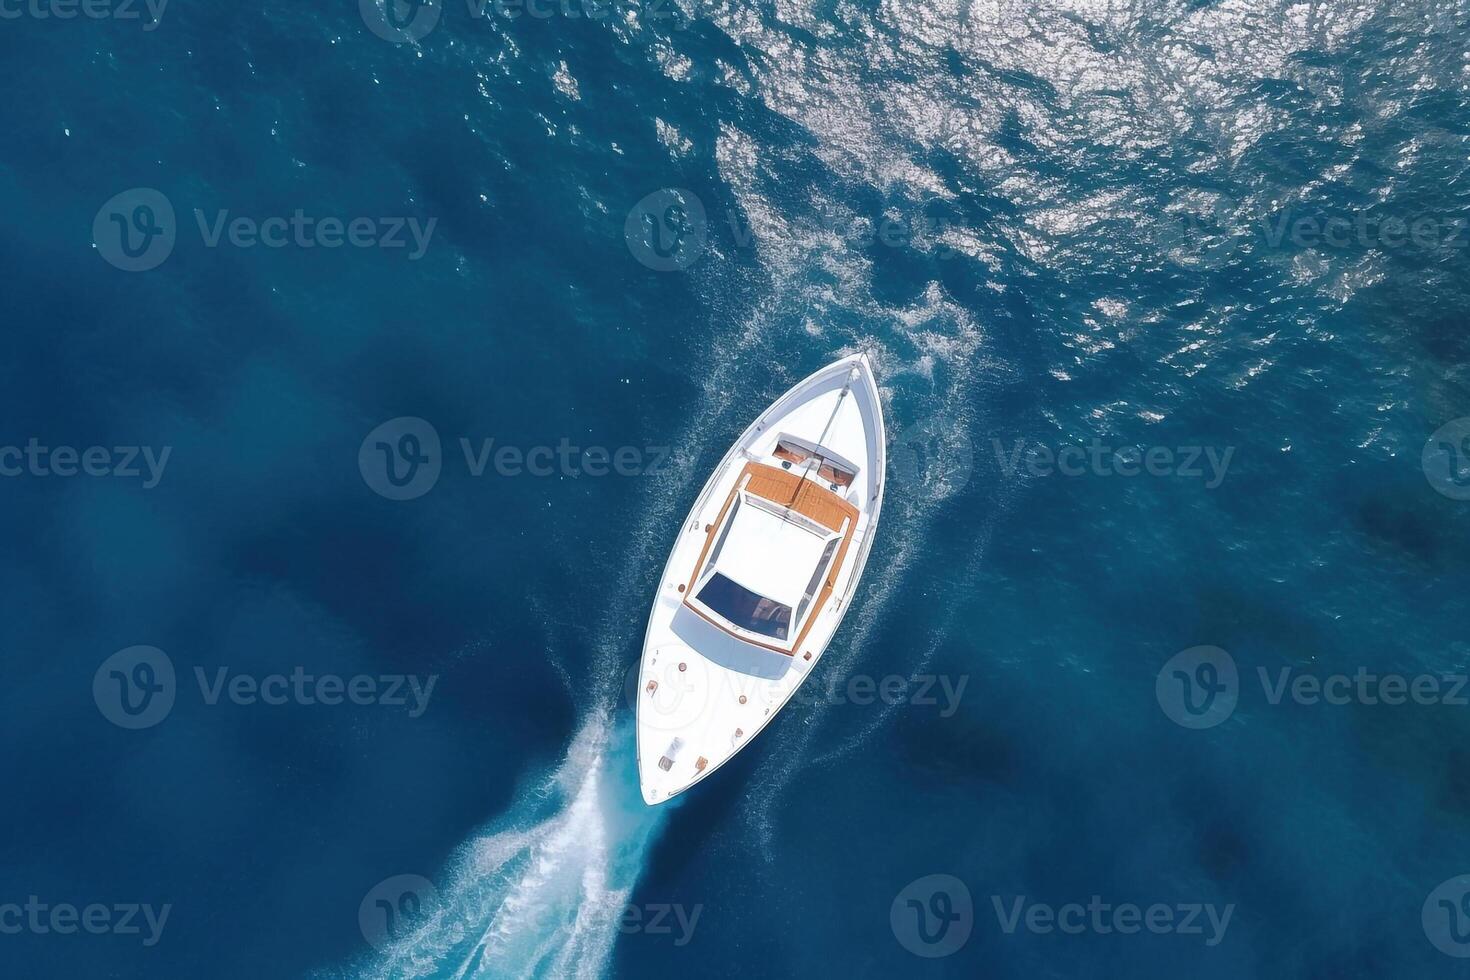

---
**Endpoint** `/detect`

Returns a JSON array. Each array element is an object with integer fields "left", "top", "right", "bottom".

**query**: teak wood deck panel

[{"left": 742, "top": 462, "right": 858, "bottom": 532}]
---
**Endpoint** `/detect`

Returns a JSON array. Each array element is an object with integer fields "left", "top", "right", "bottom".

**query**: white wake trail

[
  {"left": 359, "top": 713, "right": 664, "bottom": 980},
  {"left": 351, "top": 272, "right": 777, "bottom": 980}
]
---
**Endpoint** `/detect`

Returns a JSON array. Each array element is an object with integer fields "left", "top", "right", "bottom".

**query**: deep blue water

[{"left": 3, "top": 0, "right": 1470, "bottom": 977}]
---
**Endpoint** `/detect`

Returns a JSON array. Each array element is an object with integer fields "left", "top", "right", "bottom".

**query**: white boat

[{"left": 635, "top": 353, "right": 886, "bottom": 805}]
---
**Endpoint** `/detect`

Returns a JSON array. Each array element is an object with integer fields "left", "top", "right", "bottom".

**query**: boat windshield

[{"left": 695, "top": 573, "right": 792, "bottom": 640}]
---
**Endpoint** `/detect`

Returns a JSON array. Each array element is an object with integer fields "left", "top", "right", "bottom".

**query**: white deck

[{"left": 635, "top": 353, "right": 885, "bottom": 805}]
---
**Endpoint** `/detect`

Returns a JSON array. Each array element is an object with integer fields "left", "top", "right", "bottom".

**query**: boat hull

[{"left": 635, "top": 354, "right": 886, "bottom": 805}]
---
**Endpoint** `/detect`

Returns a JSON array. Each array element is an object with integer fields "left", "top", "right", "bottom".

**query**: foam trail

[{"left": 357, "top": 712, "right": 667, "bottom": 980}]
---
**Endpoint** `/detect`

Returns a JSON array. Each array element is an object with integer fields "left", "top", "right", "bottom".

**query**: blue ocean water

[{"left": 2, "top": 0, "right": 1469, "bottom": 977}]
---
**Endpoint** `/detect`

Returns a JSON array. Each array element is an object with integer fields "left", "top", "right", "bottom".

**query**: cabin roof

[{"left": 715, "top": 499, "right": 830, "bottom": 606}]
